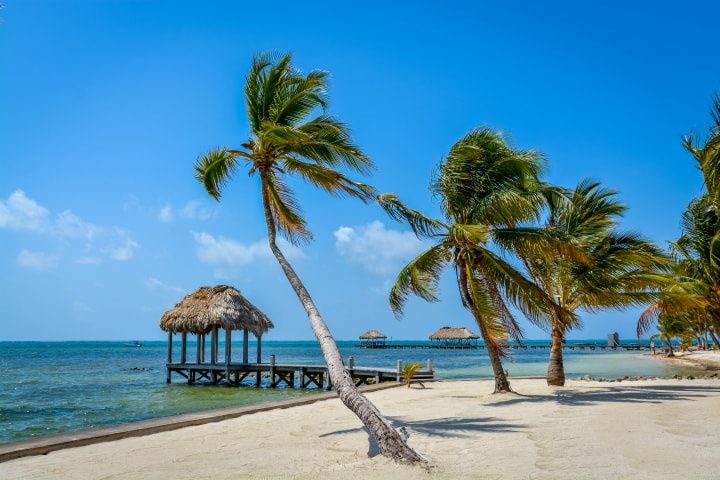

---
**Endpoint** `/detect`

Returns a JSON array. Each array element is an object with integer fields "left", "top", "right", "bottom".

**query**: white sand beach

[
  {"left": 669, "top": 350, "right": 720, "bottom": 370},
  {"left": 2, "top": 378, "right": 720, "bottom": 480}
]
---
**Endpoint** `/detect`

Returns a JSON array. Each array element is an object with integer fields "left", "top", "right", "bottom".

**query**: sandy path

[{"left": 2, "top": 378, "right": 719, "bottom": 480}]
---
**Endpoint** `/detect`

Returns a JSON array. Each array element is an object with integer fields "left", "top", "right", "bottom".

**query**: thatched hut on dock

[
  {"left": 358, "top": 329, "right": 387, "bottom": 348},
  {"left": 160, "top": 285, "right": 273, "bottom": 380},
  {"left": 429, "top": 326, "right": 479, "bottom": 348}
]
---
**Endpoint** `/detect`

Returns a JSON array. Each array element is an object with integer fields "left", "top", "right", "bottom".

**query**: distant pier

[{"left": 358, "top": 342, "right": 650, "bottom": 351}]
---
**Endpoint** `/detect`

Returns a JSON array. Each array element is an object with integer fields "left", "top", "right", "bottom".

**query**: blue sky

[{"left": 1, "top": 1, "right": 718, "bottom": 341}]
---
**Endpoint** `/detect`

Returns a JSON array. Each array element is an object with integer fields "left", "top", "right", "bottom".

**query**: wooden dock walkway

[
  {"left": 358, "top": 343, "right": 650, "bottom": 351},
  {"left": 167, "top": 355, "right": 434, "bottom": 389}
]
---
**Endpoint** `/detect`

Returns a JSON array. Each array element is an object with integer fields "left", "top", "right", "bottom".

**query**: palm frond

[
  {"left": 282, "top": 157, "right": 376, "bottom": 202},
  {"left": 263, "top": 173, "right": 311, "bottom": 244},
  {"left": 377, "top": 193, "right": 447, "bottom": 238},
  {"left": 389, "top": 244, "right": 448, "bottom": 316},
  {"left": 194, "top": 148, "right": 238, "bottom": 200}
]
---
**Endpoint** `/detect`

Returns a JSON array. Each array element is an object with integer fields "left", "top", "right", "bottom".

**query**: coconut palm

[
  {"left": 683, "top": 94, "right": 720, "bottom": 204},
  {"left": 194, "top": 52, "right": 423, "bottom": 463},
  {"left": 648, "top": 315, "right": 696, "bottom": 357},
  {"left": 520, "top": 180, "right": 668, "bottom": 386},
  {"left": 637, "top": 262, "right": 709, "bottom": 355},
  {"left": 380, "top": 128, "right": 564, "bottom": 393}
]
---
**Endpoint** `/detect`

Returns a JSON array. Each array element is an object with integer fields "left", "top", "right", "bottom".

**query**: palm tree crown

[
  {"left": 518, "top": 179, "right": 667, "bottom": 386},
  {"left": 381, "top": 128, "right": 563, "bottom": 392},
  {"left": 525, "top": 180, "right": 667, "bottom": 329},
  {"left": 195, "top": 52, "right": 375, "bottom": 242}
]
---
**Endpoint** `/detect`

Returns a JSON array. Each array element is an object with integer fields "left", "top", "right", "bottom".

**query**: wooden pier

[
  {"left": 167, "top": 354, "right": 434, "bottom": 389},
  {"left": 358, "top": 342, "right": 651, "bottom": 351}
]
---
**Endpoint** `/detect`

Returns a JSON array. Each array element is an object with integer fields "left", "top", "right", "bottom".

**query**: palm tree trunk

[
  {"left": 709, "top": 329, "right": 720, "bottom": 349},
  {"left": 259, "top": 176, "right": 423, "bottom": 464},
  {"left": 665, "top": 335, "right": 675, "bottom": 357},
  {"left": 547, "top": 325, "right": 565, "bottom": 386},
  {"left": 457, "top": 261, "right": 511, "bottom": 393},
  {"left": 483, "top": 335, "right": 512, "bottom": 393}
]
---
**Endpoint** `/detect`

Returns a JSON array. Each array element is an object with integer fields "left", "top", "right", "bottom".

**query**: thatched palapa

[
  {"left": 429, "top": 326, "right": 479, "bottom": 348},
  {"left": 160, "top": 285, "right": 273, "bottom": 336},
  {"left": 429, "top": 326, "right": 479, "bottom": 340},
  {"left": 359, "top": 329, "right": 387, "bottom": 340}
]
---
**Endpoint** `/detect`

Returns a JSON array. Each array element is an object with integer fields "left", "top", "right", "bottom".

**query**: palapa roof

[
  {"left": 359, "top": 329, "right": 387, "bottom": 340},
  {"left": 429, "top": 326, "right": 480, "bottom": 340},
  {"left": 160, "top": 285, "right": 273, "bottom": 336}
]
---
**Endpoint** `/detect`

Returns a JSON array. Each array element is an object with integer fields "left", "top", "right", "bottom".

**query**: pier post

[
  {"left": 167, "top": 332, "right": 173, "bottom": 363},
  {"left": 224, "top": 328, "right": 231, "bottom": 384},
  {"left": 396, "top": 360, "right": 403, "bottom": 382},
  {"left": 166, "top": 332, "right": 173, "bottom": 384},
  {"left": 225, "top": 329, "right": 232, "bottom": 364},
  {"left": 256, "top": 335, "right": 262, "bottom": 386},
  {"left": 270, "top": 355, "right": 276, "bottom": 388},
  {"left": 242, "top": 328, "right": 249, "bottom": 364},
  {"left": 196, "top": 334, "right": 202, "bottom": 364},
  {"left": 181, "top": 332, "right": 187, "bottom": 364},
  {"left": 211, "top": 326, "right": 218, "bottom": 364},
  {"left": 427, "top": 358, "right": 433, "bottom": 372},
  {"left": 200, "top": 334, "right": 206, "bottom": 363}
]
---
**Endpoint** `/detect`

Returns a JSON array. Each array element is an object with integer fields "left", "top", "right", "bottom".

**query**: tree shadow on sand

[
  {"left": 486, "top": 383, "right": 720, "bottom": 408},
  {"left": 319, "top": 416, "right": 523, "bottom": 458}
]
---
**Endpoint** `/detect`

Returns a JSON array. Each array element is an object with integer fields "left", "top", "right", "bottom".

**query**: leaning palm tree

[
  {"left": 380, "top": 128, "right": 563, "bottom": 393},
  {"left": 520, "top": 180, "right": 668, "bottom": 386},
  {"left": 194, "top": 52, "right": 423, "bottom": 463}
]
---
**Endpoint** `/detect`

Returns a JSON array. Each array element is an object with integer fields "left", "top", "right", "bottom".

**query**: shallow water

[{"left": 0, "top": 340, "right": 703, "bottom": 444}]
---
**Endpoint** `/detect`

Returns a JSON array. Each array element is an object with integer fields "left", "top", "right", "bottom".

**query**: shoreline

[
  {"left": 660, "top": 350, "right": 720, "bottom": 371},
  {"left": 3, "top": 377, "right": 720, "bottom": 479},
  {"left": 0, "top": 381, "right": 403, "bottom": 463}
]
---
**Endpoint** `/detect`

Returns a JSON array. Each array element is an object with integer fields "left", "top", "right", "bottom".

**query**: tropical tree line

[
  {"left": 192, "top": 51, "right": 712, "bottom": 464},
  {"left": 637, "top": 95, "right": 720, "bottom": 354}
]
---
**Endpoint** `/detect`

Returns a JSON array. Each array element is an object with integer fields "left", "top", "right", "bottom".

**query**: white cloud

[
  {"left": 106, "top": 231, "right": 140, "bottom": 261},
  {"left": 334, "top": 220, "right": 425, "bottom": 275},
  {"left": 181, "top": 200, "right": 214, "bottom": 221},
  {"left": 0, "top": 190, "right": 50, "bottom": 232},
  {"left": 157, "top": 204, "right": 173, "bottom": 223},
  {"left": 145, "top": 277, "right": 183, "bottom": 294},
  {"left": 1, "top": 190, "right": 139, "bottom": 263},
  {"left": 54, "top": 210, "right": 100, "bottom": 239},
  {"left": 16, "top": 250, "right": 59, "bottom": 269},
  {"left": 75, "top": 256, "right": 103, "bottom": 265},
  {"left": 192, "top": 231, "right": 303, "bottom": 268}
]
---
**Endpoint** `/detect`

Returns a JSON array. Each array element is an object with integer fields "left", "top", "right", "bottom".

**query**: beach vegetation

[{"left": 401, "top": 362, "right": 423, "bottom": 388}]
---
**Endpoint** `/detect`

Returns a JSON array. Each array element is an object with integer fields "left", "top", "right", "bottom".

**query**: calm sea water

[{"left": 0, "top": 340, "right": 703, "bottom": 444}]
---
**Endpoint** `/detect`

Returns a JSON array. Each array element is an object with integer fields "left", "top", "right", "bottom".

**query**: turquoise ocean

[{"left": 0, "top": 340, "right": 703, "bottom": 444}]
